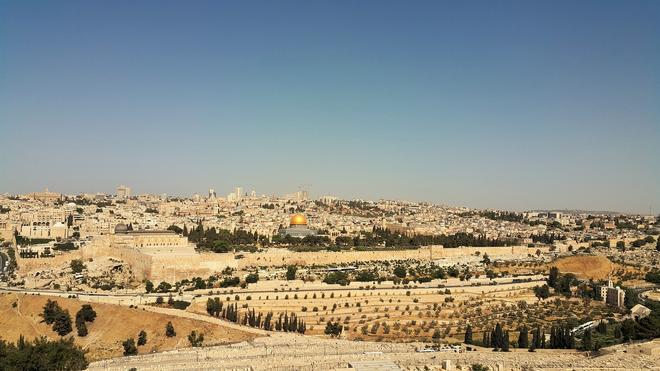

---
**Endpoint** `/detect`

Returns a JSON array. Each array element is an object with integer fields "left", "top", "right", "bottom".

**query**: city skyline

[
  {"left": 3, "top": 184, "right": 656, "bottom": 216},
  {"left": 1, "top": 0, "right": 659, "bottom": 213}
]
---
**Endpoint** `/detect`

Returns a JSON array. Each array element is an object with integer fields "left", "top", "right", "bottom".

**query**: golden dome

[{"left": 290, "top": 213, "right": 308, "bottom": 226}]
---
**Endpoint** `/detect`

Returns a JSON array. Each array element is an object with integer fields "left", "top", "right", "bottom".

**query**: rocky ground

[{"left": 21, "top": 256, "right": 137, "bottom": 291}]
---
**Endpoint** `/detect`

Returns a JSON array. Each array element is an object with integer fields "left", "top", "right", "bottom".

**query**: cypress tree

[
  {"left": 206, "top": 298, "right": 215, "bottom": 316},
  {"left": 518, "top": 327, "right": 529, "bottom": 349},
  {"left": 502, "top": 331, "right": 510, "bottom": 352},
  {"left": 464, "top": 325, "right": 473, "bottom": 344},
  {"left": 165, "top": 321, "right": 176, "bottom": 337},
  {"left": 582, "top": 329, "right": 593, "bottom": 351},
  {"left": 541, "top": 329, "right": 546, "bottom": 349},
  {"left": 534, "top": 327, "right": 542, "bottom": 349},
  {"left": 137, "top": 330, "right": 147, "bottom": 346},
  {"left": 493, "top": 323, "right": 504, "bottom": 350}
]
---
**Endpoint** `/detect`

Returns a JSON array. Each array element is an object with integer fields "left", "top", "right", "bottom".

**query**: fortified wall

[
  {"left": 80, "top": 228, "right": 232, "bottom": 282},
  {"left": 236, "top": 245, "right": 549, "bottom": 268}
]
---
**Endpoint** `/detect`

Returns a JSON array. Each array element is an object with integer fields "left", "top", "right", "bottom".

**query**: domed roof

[
  {"left": 114, "top": 223, "right": 128, "bottom": 233},
  {"left": 290, "top": 214, "right": 308, "bottom": 226}
]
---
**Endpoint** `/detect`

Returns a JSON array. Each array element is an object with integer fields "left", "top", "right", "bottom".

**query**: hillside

[
  {"left": 0, "top": 293, "right": 256, "bottom": 361},
  {"left": 550, "top": 255, "right": 614, "bottom": 280}
]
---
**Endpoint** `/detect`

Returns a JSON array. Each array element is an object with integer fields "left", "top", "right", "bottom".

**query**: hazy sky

[{"left": 1, "top": 0, "right": 658, "bottom": 213}]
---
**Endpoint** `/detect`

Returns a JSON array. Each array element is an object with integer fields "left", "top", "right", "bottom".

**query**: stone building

[
  {"left": 279, "top": 214, "right": 317, "bottom": 238},
  {"left": 600, "top": 279, "right": 626, "bottom": 308},
  {"left": 82, "top": 224, "right": 235, "bottom": 282}
]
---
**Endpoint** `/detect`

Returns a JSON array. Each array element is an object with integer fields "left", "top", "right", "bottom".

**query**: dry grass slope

[
  {"left": 0, "top": 293, "right": 256, "bottom": 361},
  {"left": 550, "top": 255, "right": 614, "bottom": 280}
]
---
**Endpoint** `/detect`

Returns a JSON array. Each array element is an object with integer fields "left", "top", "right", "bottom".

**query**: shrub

[
  {"left": 53, "top": 310, "right": 73, "bottom": 336},
  {"left": 0, "top": 337, "right": 87, "bottom": 370},
  {"left": 70, "top": 260, "right": 85, "bottom": 274},
  {"left": 165, "top": 321, "right": 176, "bottom": 337},
  {"left": 122, "top": 338, "right": 138, "bottom": 356},
  {"left": 77, "top": 305, "right": 96, "bottom": 322},
  {"left": 188, "top": 330, "right": 204, "bottom": 347},
  {"left": 137, "top": 330, "right": 147, "bottom": 346}
]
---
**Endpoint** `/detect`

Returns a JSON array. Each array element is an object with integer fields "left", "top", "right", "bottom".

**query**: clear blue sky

[{"left": 1, "top": 0, "right": 658, "bottom": 213}]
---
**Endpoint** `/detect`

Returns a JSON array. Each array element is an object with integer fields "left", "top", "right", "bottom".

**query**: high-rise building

[
  {"left": 235, "top": 187, "right": 243, "bottom": 200},
  {"left": 600, "top": 279, "right": 626, "bottom": 308},
  {"left": 285, "top": 190, "right": 308, "bottom": 201},
  {"left": 116, "top": 185, "right": 131, "bottom": 199},
  {"left": 209, "top": 188, "right": 216, "bottom": 199},
  {"left": 319, "top": 195, "right": 338, "bottom": 205}
]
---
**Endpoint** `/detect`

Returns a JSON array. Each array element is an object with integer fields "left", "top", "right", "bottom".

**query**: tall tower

[
  {"left": 116, "top": 185, "right": 131, "bottom": 199},
  {"left": 235, "top": 187, "right": 243, "bottom": 200},
  {"left": 209, "top": 188, "right": 216, "bottom": 199}
]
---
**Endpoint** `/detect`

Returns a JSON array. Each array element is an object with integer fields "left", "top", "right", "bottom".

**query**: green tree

[
  {"left": 492, "top": 323, "right": 504, "bottom": 350},
  {"left": 621, "top": 319, "right": 635, "bottom": 341},
  {"left": 286, "top": 265, "right": 297, "bottom": 280},
  {"left": 206, "top": 298, "right": 216, "bottom": 316},
  {"left": 145, "top": 280, "right": 154, "bottom": 293},
  {"left": 0, "top": 336, "right": 88, "bottom": 371},
  {"left": 77, "top": 304, "right": 96, "bottom": 322},
  {"left": 502, "top": 331, "right": 510, "bottom": 352},
  {"left": 324, "top": 321, "right": 342, "bottom": 337},
  {"left": 122, "top": 338, "right": 138, "bottom": 356},
  {"left": 70, "top": 259, "right": 85, "bottom": 274},
  {"left": 53, "top": 310, "right": 73, "bottom": 336},
  {"left": 165, "top": 321, "right": 176, "bottom": 337},
  {"left": 582, "top": 329, "right": 593, "bottom": 351},
  {"left": 464, "top": 325, "right": 473, "bottom": 344},
  {"left": 75, "top": 315, "right": 88, "bottom": 337},
  {"left": 518, "top": 327, "right": 529, "bottom": 349},
  {"left": 41, "top": 299, "right": 61, "bottom": 324},
  {"left": 137, "top": 330, "right": 147, "bottom": 346},
  {"left": 245, "top": 272, "right": 259, "bottom": 284},
  {"left": 187, "top": 330, "right": 204, "bottom": 347},
  {"left": 533, "top": 284, "right": 550, "bottom": 300},
  {"left": 548, "top": 267, "right": 560, "bottom": 288},
  {"left": 393, "top": 265, "right": 407, "bottom": 278},
  {"left": 156, "top": 281, "right": 172, "bottom": 293}
]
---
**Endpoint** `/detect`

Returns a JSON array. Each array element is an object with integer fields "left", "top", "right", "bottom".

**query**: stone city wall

[
  {"left": 82, "top": 241, "right": 154, "bottom": 281},
  {"left": 16, "top": 250, "right": 83, "bottom": 272},
  {"left": 235, "top": 245, "right": 549, "bottom": 268}
]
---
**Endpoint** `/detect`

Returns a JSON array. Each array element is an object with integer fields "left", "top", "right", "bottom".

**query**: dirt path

[
  {"left": 138, "top": 304, "right": 269, "bottom": 336},
  {"left": 12, "top": 294, "right": 42, "bottom": 337}
]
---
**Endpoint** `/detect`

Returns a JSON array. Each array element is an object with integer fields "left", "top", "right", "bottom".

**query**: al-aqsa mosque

[{"left": 279, "top": 213, "right": 317, "bottom": 238}]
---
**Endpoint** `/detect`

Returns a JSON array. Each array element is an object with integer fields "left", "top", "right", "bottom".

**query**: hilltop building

[
  {"left": 28, "top": 189, "right": 62, "bottom": 204},
  {"left": 279, "top": 214, "right": 317, "bottom": 238},
  {"left": 81, "top": 224, "right": 236, "bottom": 281}
]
